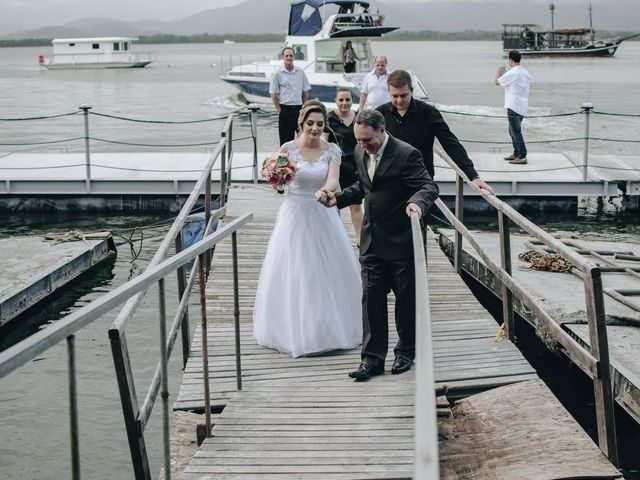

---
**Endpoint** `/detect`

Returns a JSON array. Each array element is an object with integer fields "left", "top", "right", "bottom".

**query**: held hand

[
  {"left": 317, "top": 189, "right": 337, "bottom": 207},
  {"left": 471, "top": 178, "right": 495, "bottom": 195},
  {"left": 406, "top": 203, "right": 422, "bottom": 217}
]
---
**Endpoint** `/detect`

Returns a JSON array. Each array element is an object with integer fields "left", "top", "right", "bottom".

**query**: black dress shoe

[
  {"left": 391, "top": 354, "right": 413, "bottom": 375},
  {"left": 348, "top": 361, "right": 384, "bottom": 380}
]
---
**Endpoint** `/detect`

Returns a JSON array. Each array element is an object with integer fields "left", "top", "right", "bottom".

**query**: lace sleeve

[{"left": 328, "top": 142, "right": 342, "bottom": 166}]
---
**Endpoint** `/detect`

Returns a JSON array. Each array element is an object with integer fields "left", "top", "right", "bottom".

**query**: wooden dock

[{"left": 172, "top": 184, "right": 621, "bottom": 479}]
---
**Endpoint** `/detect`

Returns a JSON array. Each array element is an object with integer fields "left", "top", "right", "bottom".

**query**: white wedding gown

[{"left": 253, "top": 141, "right": 362, "bottom": 357}]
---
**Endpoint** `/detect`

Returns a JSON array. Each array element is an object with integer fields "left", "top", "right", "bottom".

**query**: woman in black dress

[{"left": 327, "top": 88, "right": 363, "bottom": 244}]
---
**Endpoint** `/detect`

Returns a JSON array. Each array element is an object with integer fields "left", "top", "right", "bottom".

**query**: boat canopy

[{"left": 289, "top": 0, "right": 370, "bottom": 36}]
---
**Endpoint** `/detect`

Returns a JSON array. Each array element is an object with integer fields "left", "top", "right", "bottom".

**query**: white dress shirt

[
  {"left": 269, "top": 65, "right": 311, "bottom": 106},
  {"left": 498, "top": 65, "right": 531, "bottom": 116}
]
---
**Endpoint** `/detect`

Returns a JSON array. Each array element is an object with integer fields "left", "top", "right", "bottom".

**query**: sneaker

[
  {"left": 509, "top": 157, "right": 527, "bottom": 165},
  {"left": 503, "top": 153, "right": 517, "bottom": 161}
]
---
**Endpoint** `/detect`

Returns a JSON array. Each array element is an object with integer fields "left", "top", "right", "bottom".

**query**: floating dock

[
  {"left": 0, "top": 150, "right": 638, "bottom": 212},
  {"left": 168, "top": 185, "right": 620, "bottom": 479},
  {"left": 439, "top": 230, "right": 640, "bottom": 425},
  {"left": 0, "top": 234, "right": 116, "bottom": 327}
]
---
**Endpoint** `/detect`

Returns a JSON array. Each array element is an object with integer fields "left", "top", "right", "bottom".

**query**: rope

[
  {"left": 89, "top": 137, "right": 221, "bottom": 147},
  {"left": 590, "top": 137, "right": 640, "bottom": 144},
  {"left": 460, "top": 137, "right": 583, "bottom": 145},
  {"left": 435, "top": 164, "right": 639, "bottom": 174},
  {"left": 518, "top": 250, "right": 573, "bottom": 273},
  {"left": 439, "top": 109, "right": 581, "bottom": 119},
  {"left": 592, "top": 110, "right": 640, "bottom": 118},
  {"left": 89, "top": 111, "right": 238, "bottom": 124},
  {"left": 0, "top": 111, "right": 80, "bottom": 121},
  {"left": 0, "top": 137, "right": 84, "bottom": 146}
]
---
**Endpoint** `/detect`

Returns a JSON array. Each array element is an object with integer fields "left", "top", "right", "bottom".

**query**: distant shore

[{"left": 2, "top": 30, "right": 638, "bottom": 48}]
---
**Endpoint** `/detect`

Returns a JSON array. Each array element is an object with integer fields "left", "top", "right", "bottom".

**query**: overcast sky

[{"left": 0, "top": 0, "right": 604, "bottom": 34}]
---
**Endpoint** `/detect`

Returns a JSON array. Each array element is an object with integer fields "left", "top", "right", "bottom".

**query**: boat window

[
  {"left": 293, "top": 45, "right": 307, "bottom": 60},
  {"left": 123, "top": 42, "right": 129, "bottom": 51},
  {"left": 315, "top": 40, "right": 342, "bottom": 61},
  {"left": 113, "top": 43, "right": 120, "bottom": 51},
  {"left": 92, "top": 43, "right": 99, "bottom": 49},
  {"left": 68, "top": 43, "right": 75, "bottom": 47}
]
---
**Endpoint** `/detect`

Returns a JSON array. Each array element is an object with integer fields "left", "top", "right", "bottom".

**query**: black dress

[{"left": 327, "top": 111, "right": 361, "bottom": 203}]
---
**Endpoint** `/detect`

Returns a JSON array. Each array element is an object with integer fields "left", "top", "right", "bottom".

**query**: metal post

[
  {"left": 582, "top": 102, "right": 593, "bottom": 182},
  {"left": 249, "top": 104, "right": 260, "bottom": 183},
  {"left": 198, "top": 255, "right": 212, "bottom": 437},
  {"left": 232, "top": 232, "right": 242, "bottom": 390},
  {"left": 67, "top": 335, "right": 81, "bottom": 480},
  {"left": 79, "top": 104, "right": 92, "bottom": 192},
  {"left": 498, "top": 212, "right": 515, "bottom": 341},
  {"left": 220, "top": 133, "right": 227, "bottom": 207},
  {"left": 175, "top": 232, "right": 191, "bottom": 368},
  {"left": 454, "top": 175, "right": 464, "bottom": 274},
  {"left": 205, "top": 173, "right": 212, "bottom": 278},
  {"left": 158, "top": 278, "right": 171, "bottom": 480}
]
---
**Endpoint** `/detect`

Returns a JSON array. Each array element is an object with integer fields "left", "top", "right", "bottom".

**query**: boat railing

[
  {"left": 433, "top": 143, "right": 619, "bottom": 464},
  {"left": 0, "top": 113, "right": 255, "bottom": 480}
]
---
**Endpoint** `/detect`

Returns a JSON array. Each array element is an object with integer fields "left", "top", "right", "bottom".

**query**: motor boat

[{"left": 220, "top": 0, "right": 428, "bottom": 105}]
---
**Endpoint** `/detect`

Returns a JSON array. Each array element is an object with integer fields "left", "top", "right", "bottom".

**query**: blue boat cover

[{"left": 289, "top": 0, "right": 370, "bottom": 36}]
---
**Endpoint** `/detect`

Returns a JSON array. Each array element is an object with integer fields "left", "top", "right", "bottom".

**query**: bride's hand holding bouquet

[{"left": 261, "top": 152, "right": 296, "bottom": 194}]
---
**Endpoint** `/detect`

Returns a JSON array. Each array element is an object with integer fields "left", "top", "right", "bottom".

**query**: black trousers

[
  {"left": 360, "top": 255, "right": 416, "bottom": 364},
  {"left": 278, "top": 105, "right": 301, "bottom": 146}
]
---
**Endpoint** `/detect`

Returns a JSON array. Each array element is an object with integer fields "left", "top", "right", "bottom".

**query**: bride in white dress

[{"left": 253, "top": 103, "right": 362, "bottom": 358}]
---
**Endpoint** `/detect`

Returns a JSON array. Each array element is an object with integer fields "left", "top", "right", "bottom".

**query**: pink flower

[{"left": 261, "top": 152, "right": 297, "bottom": 192}]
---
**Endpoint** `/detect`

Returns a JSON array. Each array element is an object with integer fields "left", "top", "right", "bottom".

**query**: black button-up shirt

[{"left": 377, "top": 98, "right": 479, "bottom": 180}]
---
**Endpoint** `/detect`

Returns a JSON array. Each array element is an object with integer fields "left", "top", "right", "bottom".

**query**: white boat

[
  {"left": 220, "top": 0, "right": 428, "bottom": 105},
  {"left": 38, "top": 37, "right": 155, "bottom": 69}
]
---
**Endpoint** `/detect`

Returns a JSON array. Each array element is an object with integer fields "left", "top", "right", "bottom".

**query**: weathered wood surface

[
  {"left": 175, "top": 185, "right": 536, "bottom": 411},
  {"left": 439, "top": 379, "right": 622, "bottom": 480},
  {"left": 178, "top": 379, "right": 621, "bottom": 480},
  {"left": 174, "top": 185, "right": 621, "bottom": 479},
  {"left": 439, "top": 229, "right": 640, "bottom": 427}
]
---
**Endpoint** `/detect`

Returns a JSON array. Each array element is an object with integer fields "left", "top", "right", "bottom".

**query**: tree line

[{"left": 1, "top": 30, "right": 638, "bottom": 47}]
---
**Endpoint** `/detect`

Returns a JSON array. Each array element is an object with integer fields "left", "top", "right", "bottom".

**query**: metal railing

[
  {"left": 410, "top": 213, "right": 439, "bottom": 479},
  {"left": 108, "top": 114, "right": 246, "bottom": 479},
  {"left": 0, "top": 212, "right": 252, "bottom": 479},
  {"left": 433, "top": 143, "right": 619, "bottom": 464},
  {"left": 0, "top": 113, "right": 253, "bottom": 480}
]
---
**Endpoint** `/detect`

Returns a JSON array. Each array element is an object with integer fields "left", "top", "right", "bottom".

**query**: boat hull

[
  {"left": 221, "top": 77, "right": 361, "bottom": 104},
  {"left": 42, "top": 61, "right": 153, "bottom": 70},
  {"left": 504, "top": 43, "right": 619, "bottom": 57}
]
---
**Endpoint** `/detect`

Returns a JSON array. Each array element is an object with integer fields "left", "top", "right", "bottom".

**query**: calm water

[{"left": 1, "top": 41, "right": 639, "bottom": 479}]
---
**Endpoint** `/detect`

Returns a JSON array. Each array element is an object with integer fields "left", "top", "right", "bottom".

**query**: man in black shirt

[{"left": 376, "top": 69, "right": 493, "bottom": 193}]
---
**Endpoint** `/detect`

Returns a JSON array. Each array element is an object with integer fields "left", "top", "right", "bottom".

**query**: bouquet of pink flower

[{"left": 261, "top": 152, "right": 297, "bottom": 193}]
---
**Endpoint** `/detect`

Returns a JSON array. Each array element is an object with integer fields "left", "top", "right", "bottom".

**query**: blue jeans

[{"left": 507, "top": 108, "right": 527, "bottom": 158}]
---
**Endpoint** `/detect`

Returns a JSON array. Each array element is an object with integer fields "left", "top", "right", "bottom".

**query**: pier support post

[
  {"left": 249, "top": 104, "right": 259, "bottom": 184},
  {"left": 584, "top": 266, "right": 619, "bottom": 465},
  {"left": 454, "top": 175, "right": 464, "bottom": 274},
  {"left": 67, "top": 335, "right": 81, "bottom": 480},
  {"left": 581, "top": 102, "right": 593, "bottom": 182},
  {"left": 80, "top": 104, "right": 92, "bottom": 193},
  {"left": 498, "top": 212, "right": 515, "bottom": 341}
]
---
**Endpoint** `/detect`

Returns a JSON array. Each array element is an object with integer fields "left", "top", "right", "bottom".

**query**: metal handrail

[
  {"left": 433, "top": 144, "right": 618, "bottom": 463},
  {"left": 410, "top": 214, "right": 439, "bottom": 479}
]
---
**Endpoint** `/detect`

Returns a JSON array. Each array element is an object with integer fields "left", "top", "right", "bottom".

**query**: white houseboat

[
  {"left": 38, "top": 37, "right": 154, "bottom": 69},
  {"left": 220, "top": 0, "right": 428, "bottom": 104}
]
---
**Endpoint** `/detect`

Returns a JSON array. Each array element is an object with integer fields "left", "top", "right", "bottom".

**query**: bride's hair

[
  {"left": 297, "top": 100, "right": 337, "bottom": 143},
  {"left": 297, "top": 100, "right": 326, "bottom": 128}
]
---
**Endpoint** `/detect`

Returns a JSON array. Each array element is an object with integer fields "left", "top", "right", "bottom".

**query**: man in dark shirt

[{"left": 376, "top": 69, "right": 493, "bottom": 193}]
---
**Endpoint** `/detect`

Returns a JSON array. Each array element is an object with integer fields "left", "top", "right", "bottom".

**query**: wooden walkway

[{"left": 174, "top": 184, "right": 620, "bottom": 479}]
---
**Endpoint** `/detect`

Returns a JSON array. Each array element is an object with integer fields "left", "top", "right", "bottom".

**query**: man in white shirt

[
  {"left": 358, "top": 55, "right": 391, "bottom": 111},
  {"left": 496, "top": 50, "right": 531, "bottom": 165},
  {"left": 270, "top": 47, "right": 311, "bottom": 145}
]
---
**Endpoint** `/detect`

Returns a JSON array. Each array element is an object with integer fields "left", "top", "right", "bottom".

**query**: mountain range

[{"left": 3, "top": 0, "right": 639, "bottom": 40}]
